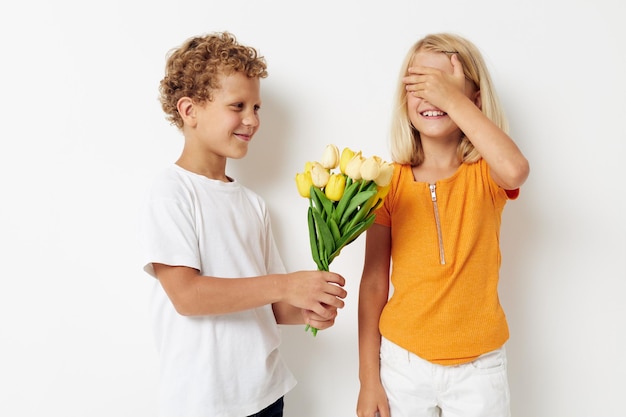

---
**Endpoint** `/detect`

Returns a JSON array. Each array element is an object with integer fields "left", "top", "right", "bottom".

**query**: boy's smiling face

[{"left": 184, "top": 71, "right": 262, "bottom": 164}]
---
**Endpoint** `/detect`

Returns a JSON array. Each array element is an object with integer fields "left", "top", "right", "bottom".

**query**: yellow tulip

[
  {"left": 360, "top": 156, "right": 381, "bottom": 181},
  {"left": 310, "top": 162, "right": 330, "bottom": 188},
  {"left": 295, "top": 171, "right": 313, "bottom": 198},
  {"left": 345, "top": 152, "right": 363, "bottom": 180},
  {"left": 320, "top": 144, "right": 340, "bottom": 169},
  {"left": 325, "top": 173, "right": 346, "bottom": 201},
  {"left": 339, "top": 147, "right": 356, "bottom": 174},
  {"left": 376, "top": 183, "right": 391, "bottom": 201},
  {"left": 304, "top": 161, "right": 313, "bottom": 173},
  {"left": 374, "top": 161, "right": 394, "bottom": 187}
]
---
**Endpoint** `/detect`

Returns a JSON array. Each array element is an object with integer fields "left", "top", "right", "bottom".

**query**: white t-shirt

[{"left": 140, "top": 164, "right": 296, "bottom": 417}]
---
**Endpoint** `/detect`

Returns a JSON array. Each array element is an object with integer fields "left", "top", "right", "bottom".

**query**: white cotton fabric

[
  {"left": 380, "top": 337, "right": 510, "bottom": 417},
  {"left": 139, "top": 164, "right": 296, "bottom": 417}
]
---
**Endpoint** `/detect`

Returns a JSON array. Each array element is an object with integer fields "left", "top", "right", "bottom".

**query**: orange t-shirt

[{"left": 375, "top": 160, "right": 518, "bottom": 365}]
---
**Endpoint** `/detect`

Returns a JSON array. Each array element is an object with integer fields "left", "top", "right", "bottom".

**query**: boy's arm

[{"left": 153, "top": 263, "right": 346, "bottom": 317}]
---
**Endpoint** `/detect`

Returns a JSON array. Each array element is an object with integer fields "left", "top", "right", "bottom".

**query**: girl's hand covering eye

[{"left": 403, "top": 53, "right": 468, "bottom": 111}]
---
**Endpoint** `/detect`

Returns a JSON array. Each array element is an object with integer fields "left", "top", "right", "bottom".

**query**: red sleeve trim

[{"left": 505, "top": 188, "right": 520, "bottom": 200}]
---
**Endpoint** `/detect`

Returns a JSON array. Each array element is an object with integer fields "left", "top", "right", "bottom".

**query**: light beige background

[{"left": 1, "top": 1, "right": 624, "bottom": 416}]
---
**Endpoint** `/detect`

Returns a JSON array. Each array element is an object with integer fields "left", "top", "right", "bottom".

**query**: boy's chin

[{"left": 227, "top": 150, "right": 249, "bottom": 160}]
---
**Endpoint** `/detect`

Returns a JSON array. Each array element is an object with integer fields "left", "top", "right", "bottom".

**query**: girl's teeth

[{"left": 423, "top": 110, "right": 444, "bottom": 117}]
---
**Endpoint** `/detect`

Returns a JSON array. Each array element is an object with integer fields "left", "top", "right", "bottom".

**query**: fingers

[
  {"left": 303, "top": 309, "right": 337, "bottom": 330},
  {"left": 319, "top": 278, "right": 347, "bottom": 311},
  {"left": 403, "top": 54, "right": 465, "bottom": 98},
  {"left": 405, "top": 64, "right": 438, "bottom": 77},
  {"left": 323, "top": 271, "right": 346, "bottom": 287},
  {"left": 319, "top": 271, "right": 348, "bottom": 308},
  {"left": 357, "top": 404, "right": 390, "bottom": 417},
  {"left": 310, "top": 293, "right": 344, "bottom": 318},
  {"left": 402, "top": 68, "right": 428, "bottom": 95},
  {"left": 403, "top": 65, "right": 437, "bottom": 85},
  {"left": 356, "top": 405, "right": 384, "bottom": 417},
  {"left": 286, "top": 270, "right": 347, "bottom": 320},
  {"left": 324, "top": 291, "right": 346, "bottom": 308},
  {"left": 325, "top": 279, "right": 347, "bottom": 300},
  {"left": 450, "top": 53, "right": 464, "bottom": 79},
  {"left": 406, "top": 53, "right": 463, "bottom": 78},
  {"left": 379, "top": 406, "right": 391, "bottom": 417},
  {"left": 402, "top": 69, "right": 434, "bottom": 99},
  {"left": 357, "top": 384, "right": 390, "bottom": 417},
  {"left": 301, "top": 271, "right": 347, "bottom": 328}
]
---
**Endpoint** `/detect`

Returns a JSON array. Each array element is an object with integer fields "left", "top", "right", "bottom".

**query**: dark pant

[{"left": 247, "top": 397, "right": 284, "bottom": 417}]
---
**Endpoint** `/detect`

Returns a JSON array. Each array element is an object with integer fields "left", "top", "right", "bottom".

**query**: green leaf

[
  {"left": 344, "top": 193, "right": 377, "bottom": 232},
  {"left": 307, "top": 207, "right": 324, "bottom": 270},
  {"left": 333, "top": 179, "right": 360, "bottom": 223},
  {"left": 328, "top": 216, "right": 341, "bottom": 241},
  {"left": 312, "top": 208, "right": 335, "bottom": 265},
  {"left": 329, "top": 213, "right": 377, "bottom": 262},
  {"left": 339, "top": 189, "right": 377, "bottom": 228},
  {"left": 365, "top": 180, "right": 379, "bottom": 191},
  {"left": 312, "top": 186, "right": 334, "bottom": 219},
  {"left": 309, "top": 186, "right": 324, "bottom": 215}
]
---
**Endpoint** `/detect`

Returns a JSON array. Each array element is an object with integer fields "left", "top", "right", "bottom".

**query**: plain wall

[{"left": 1, "top": 1, "right": 624, "bottom": 416}]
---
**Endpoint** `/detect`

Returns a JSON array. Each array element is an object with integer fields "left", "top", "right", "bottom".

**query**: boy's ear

[
  {"left": 473, "top": 90, "right": 482, "bottom": 110},
  {"left": 177, "top": 97, "right": 196, "bottom": 127}
]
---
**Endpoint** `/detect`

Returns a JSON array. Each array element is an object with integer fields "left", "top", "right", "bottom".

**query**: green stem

[{"left": 305, "top": 263, "right": 329, "bottom": 337}]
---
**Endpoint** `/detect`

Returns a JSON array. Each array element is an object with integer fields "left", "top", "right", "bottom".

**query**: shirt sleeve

[
  {"left": 483, "top": 159, "right": 520, "bottom": 202},
  {"left": 263, "top": 209, "right": 287, "bottom": 275},
  {"left": 139, "top": 183, "right": 201, "bottom": 278},
  {"left": 504, "top": 188, "right": 520, "bottom": 200}
]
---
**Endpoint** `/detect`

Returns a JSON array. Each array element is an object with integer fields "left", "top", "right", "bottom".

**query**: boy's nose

[{"left": 242, "top": 113, "right": 259, "bottom": 127}]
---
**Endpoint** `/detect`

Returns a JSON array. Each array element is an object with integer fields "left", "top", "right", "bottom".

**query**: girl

[{"left": 356, "top": 33, "right": 529, "bottom": 417}]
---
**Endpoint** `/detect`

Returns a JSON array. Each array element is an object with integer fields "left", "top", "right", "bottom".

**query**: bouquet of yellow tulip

[{"left": 295, "top": 144, "right": 393, "bottom": 335}]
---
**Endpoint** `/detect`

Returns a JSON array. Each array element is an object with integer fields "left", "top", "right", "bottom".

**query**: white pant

[{"left": 379, "top": 338, "right": 511, "bottom": 417}]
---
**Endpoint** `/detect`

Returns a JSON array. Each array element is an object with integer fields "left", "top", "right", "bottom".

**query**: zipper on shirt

[{"left": 429, "top": 184, "right": 446, "bottom": 265}]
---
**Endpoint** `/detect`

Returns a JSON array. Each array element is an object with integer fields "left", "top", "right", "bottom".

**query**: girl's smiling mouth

[{"left": 421, "top": 110, "right": 447, "bottom": 117}]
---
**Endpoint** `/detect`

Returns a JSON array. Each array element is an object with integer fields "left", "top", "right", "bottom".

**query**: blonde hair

[
  {"left": 159, "top": 32, "right": 268, "bottom": 129},
  {"left": 390, "top": 33, "right": 508, "bottom": 165}
]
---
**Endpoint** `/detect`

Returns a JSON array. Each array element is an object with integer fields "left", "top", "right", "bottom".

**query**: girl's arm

[
  {"left": 153, "top": 264, "right": 346, "bottom": 318},
  {"left": 357, "top": 224, "right": 392, "bottom": 417},
  {"left": 445, "top": 88, "right": 530, "bottom": 190}
]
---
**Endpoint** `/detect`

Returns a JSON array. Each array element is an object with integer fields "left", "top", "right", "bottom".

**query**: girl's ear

[
  {"left": 473, "top": 90, "right": 482, "bottom": 110},
  {"left": 177, "top": 97, "right": 196, "bottom": 127}
]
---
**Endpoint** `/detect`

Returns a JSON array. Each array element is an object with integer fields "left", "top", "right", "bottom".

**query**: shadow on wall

[{"left": 229, "top": 88, "right": 294, "bottom": 197}]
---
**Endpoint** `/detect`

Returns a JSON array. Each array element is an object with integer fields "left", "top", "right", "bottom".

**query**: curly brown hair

[{"left": 159, "top": 32, "right": 268, "bottom": 129}]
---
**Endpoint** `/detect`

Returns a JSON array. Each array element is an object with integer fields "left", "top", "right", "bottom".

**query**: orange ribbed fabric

[{"left": 376, "top": 160, "right": 517, "bottom": 365}]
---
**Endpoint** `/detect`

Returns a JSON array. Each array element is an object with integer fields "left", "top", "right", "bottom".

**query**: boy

[{"left": 140, "top": 32, "right": 347, "bottom": 417}]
